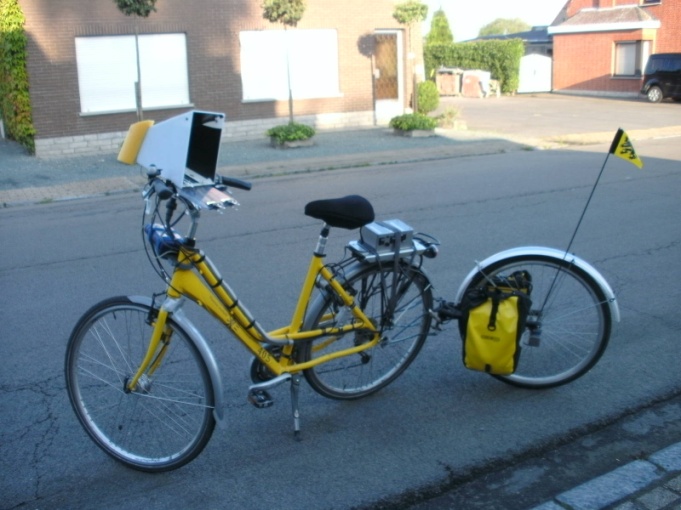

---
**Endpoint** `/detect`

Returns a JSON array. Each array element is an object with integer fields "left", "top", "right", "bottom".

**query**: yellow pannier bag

[{"left": 460, "top": 271, "right": 532, "bottom": 375}]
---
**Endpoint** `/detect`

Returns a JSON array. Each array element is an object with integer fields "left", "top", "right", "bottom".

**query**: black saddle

[{"left": 304, "top": 195, "right": 375, "bottom": 230}]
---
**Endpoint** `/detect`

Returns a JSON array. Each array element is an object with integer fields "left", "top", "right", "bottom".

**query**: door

[
  {"left": 517, "top": 54, "right": 552, "bottom": 94},
  {"left": 374, "top": 31, "right": 404, "bottom": 124}
]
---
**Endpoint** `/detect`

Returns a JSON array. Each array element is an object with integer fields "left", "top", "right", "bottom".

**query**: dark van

[{"left": 641, "top": 53, "right": 681, "bottom": 103}]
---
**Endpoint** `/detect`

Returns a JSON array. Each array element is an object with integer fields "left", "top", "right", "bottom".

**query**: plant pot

[
  {"left": 393, "top": 129, "right": 435, "bottom": 138},
  {"left": 439, "top": 119, "right": 468, "bottom": 130},
  {"left": 270, "top": 137, "right": 315, "bottom": 149}
]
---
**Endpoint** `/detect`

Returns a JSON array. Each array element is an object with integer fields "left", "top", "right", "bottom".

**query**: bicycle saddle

[{"left": 304, "top": 195, "right": 375, "bottom": 230}]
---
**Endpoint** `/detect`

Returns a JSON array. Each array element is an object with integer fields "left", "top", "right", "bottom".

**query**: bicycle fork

[{"left": 125, "top": 297, "right": 182, "bottom": 393}]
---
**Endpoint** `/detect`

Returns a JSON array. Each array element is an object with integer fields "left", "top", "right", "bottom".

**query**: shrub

[
  {"left": 266, "top": 122, "right": 316, "bottom": 143},
  {"left": 417, "top": 80, "right": 439, "bottom": 114},
  {"left": 0, "top": 0, "right": 35, "bottom": 153},
  {"left": 389, "top": 113, "right": 437, "bottom": 131},
  {"left": 436, "top": 107, "right": 460, "bottom": 128}
]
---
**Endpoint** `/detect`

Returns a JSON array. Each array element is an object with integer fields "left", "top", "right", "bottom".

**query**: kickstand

[{"left": 290, "top": 373, "right": 302, "bottom": 441}]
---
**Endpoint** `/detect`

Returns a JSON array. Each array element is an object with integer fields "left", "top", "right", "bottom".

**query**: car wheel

[{"left": 646, "top": 86, "right": 663, "bottom": 103}]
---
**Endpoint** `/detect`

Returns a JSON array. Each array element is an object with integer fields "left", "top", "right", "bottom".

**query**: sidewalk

[
  {"left": 3, "top": 93, "right": 681, "bottom": 207},
  {"left": 0, "top": 127, "right": 525, "bottom": 206},
  {"left": 530, "top": 442, "right": 681, "bottom": 510},
  {"left": 2, "top": 122, "right": 681, "bottom": 208}
]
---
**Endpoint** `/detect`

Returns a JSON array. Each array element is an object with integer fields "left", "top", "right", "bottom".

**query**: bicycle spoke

[{"left": 66, "top": 299, "right": 215, "bottom": 471}]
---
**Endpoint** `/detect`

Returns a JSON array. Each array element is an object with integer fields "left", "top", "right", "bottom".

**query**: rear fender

[{"left": 454, "top": 246, "right": 620, "bottom": 323}]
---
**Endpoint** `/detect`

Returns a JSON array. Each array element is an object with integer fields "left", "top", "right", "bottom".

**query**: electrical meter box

[
  {"left": 348, "top": 219, "right": 421, "bottom": 262},
  {"left": 360, "top": 219, "right": 413, "bottom": 252}
]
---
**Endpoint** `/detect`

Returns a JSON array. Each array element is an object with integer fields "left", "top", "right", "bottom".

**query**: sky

[{"left": 421, "top": 0, "right": 568, "bottom": 42}]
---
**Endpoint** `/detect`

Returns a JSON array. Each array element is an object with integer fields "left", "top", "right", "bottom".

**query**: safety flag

[{"left": 609, "top": 128, "right": 644, "bottom": 169}]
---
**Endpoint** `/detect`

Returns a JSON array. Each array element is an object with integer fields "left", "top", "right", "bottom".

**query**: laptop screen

[{"left": 185, "top": 112, "right": 223, "bottom": 184}]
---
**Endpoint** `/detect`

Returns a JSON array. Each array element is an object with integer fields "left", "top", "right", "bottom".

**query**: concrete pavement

[
  {"left": 1, "top": 93, "right": 681, "bottom": 509},
  {"left": 2, "top": 93, "right": 681, "bottom": 207}
]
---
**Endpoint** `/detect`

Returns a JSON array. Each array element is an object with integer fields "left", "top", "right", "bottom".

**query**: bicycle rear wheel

[
  {"left": 460, "top": 255, "right": 611, "bottom": 388},
  {"left": 301, "top": 263, "right": 433, "bottom": 400},
  {"left": 65, "top": 296, "right": 215, "bottom": 472}
]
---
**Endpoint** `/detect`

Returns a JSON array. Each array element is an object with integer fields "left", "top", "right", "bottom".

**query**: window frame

[{"left": 613, "top": 40, "right": 650, "bottom": 78}]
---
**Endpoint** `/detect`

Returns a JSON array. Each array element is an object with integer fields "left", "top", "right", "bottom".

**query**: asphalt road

[{"left": 1, "top": 138, "right": 680, "bottom": 509}]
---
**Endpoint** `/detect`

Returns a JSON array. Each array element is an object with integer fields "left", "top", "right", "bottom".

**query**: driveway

[{"left": 437, "top": 93, "right": 681, "bottom": 144}]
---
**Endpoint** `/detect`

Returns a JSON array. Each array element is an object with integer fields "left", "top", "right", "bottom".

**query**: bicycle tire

[
  {"left": 65, "top": 296, "right": 216, "bottom": 472},
  {"left": 301, "top": 262, "right": 433, "bottom": 400},
  {"left": 459, "top": 255, "right": 611, "bottom": 389}
]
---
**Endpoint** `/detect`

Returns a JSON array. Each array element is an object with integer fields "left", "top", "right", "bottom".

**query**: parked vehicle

[{"left": 641, "top": 53, "right": 681, "bottom": 103}]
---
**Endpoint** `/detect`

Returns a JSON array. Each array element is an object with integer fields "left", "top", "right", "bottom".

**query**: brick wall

[
  {"left": 642, "top": 1, "right": 681, "bottom": 52},
  {"left": 19, "top": 0, "right": 421, "bottom": 157},
  {"left": 552, "top": 29, "right": 649, "bottom": 94}
]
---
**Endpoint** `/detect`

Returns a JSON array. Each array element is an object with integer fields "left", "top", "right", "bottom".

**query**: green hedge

[
  {"left": 266, "top": 122, "right": 315, "bottom": 143},
  {"left": 0, "top": 0, "right": 35, "bottom": 153},
  {"left": 389, "top": 113, "right": 437, "bottom": 131},
  {"left": 425, "top": 39, "right": 524, "bottom": 94}
]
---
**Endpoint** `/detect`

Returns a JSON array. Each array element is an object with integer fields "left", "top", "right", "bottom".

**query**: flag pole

[
  {"left": 563, "top": 154, "right": 610, "bottom": 257},
  {"left": 539, "top": 129, "right": 640, "bottom": 314},
  {"left": 563, "top": 128, "right": 628, "bottom": 257}
]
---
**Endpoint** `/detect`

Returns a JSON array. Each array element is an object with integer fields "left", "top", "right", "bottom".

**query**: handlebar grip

[
  {"left": 217, "top": 175, "right": 252, "bottom": 191},
  {"left": 152, "top": 180, "right": 174, "bottom": 200}
]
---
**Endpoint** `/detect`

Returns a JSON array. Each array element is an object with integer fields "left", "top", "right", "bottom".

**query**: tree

[
  {"left": 262, "top": 0, "right": 305, "bottom": 27},
  {"left": 113, "top": 0, "right": 157, "bottom": 17},
  {"left": 392, "top": 0, "right": 428, "bottom": 26},
  {"left": 112, "top": 0, "right": 159, "bottom": 120},
  {"left": 262, "top": 0, "right": 306, "bottom": 124},
  {"left": 478, "top": 18, "right": 530, "bottom": 37},
  {"left": 392, "top": 1, "right": 428, "bottom": 113},
  {"left": 425, "top": 9, "right": 453, "bottom": 46}
]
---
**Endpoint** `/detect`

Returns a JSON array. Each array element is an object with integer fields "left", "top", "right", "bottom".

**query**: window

[
  {"left": 646, "top": 55, "right": 681, "bottom": 73},
  {"left": 75, "top": 34, "right": 190, "bottom": 114},
  {"left": 239, "top": 29, "right": 340, "bottom": 102},
  {"left": 614, "top": 40, "right": 650, "bottom": 77},
  {"left": 641, "top": 0, "right": 661, "bottom": 5}
]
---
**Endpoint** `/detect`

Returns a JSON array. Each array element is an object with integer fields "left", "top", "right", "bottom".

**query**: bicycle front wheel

[
  {"left": 460, "top": 255, "right": 612, "bottom": 389},
  {"left": 301, "top": 263, "right": 433, "bottom": 400},
  {"left": 65, "top": 297, "right": 215, "bottom": 472}
]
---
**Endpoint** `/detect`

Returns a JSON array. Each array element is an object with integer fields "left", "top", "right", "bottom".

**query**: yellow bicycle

[{"left": 65, "top": 145, "right": 619, "bottom": 473}]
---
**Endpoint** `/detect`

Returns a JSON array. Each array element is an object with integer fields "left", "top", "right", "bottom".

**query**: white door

[
  {"left": 374, "top": 30, "right": 404, "bottom": 124},
  {"left": 518, "top": 54, "right": 552, "bottom": 93}
]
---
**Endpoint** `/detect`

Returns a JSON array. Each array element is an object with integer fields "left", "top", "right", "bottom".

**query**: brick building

[
  {"left": 18, "top": 0, "right": 423, "bottom": 157},
  {"left": 548, "top": 0, "right": 680, "bottom": 96}
]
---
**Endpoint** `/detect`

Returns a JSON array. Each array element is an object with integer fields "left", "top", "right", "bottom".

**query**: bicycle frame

[{"left": 126, "top": 238, "right": 379, "bottom": 392}]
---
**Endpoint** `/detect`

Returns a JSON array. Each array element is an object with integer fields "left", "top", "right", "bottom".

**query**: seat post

[{"left": 314, "top": 224, "right": 330, "bottom": 257}]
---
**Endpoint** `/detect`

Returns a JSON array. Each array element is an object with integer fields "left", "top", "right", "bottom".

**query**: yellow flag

[{"left": 609, "top": 128, "right": 643, "bottom": 169}]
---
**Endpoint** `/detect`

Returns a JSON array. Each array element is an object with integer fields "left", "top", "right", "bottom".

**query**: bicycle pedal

[{"left": 248, "top": 389, "right": 274, "bottom": 409}]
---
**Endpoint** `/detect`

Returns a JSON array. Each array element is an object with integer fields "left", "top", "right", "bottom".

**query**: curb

[
  {"left": 530, "top": 442, "right": 681, "bottom": 510},
  {"left": 2, "top": 125, "right": 680, "bottom": 208},
  {"left": 0, "top": 137, "right": 520, "bottom": 207}
]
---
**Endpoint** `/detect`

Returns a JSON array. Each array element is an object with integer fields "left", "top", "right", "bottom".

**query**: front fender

[
  {"left": 454, "top": 246, "right": 620, "bottom": 323},
  {"left": 127, "top": 295, "right": 225, "bottom": 424}
]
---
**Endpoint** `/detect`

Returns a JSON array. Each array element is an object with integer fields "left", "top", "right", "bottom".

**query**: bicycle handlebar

[
  {"left": 217, "top": 175, "right": 252, "bottom": 191},
  {"left": 150, "top": 179, "right": 174, "bottom": 200},
  {"left": 144, "top": 173, "right": 252, "bottom": 249}
]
